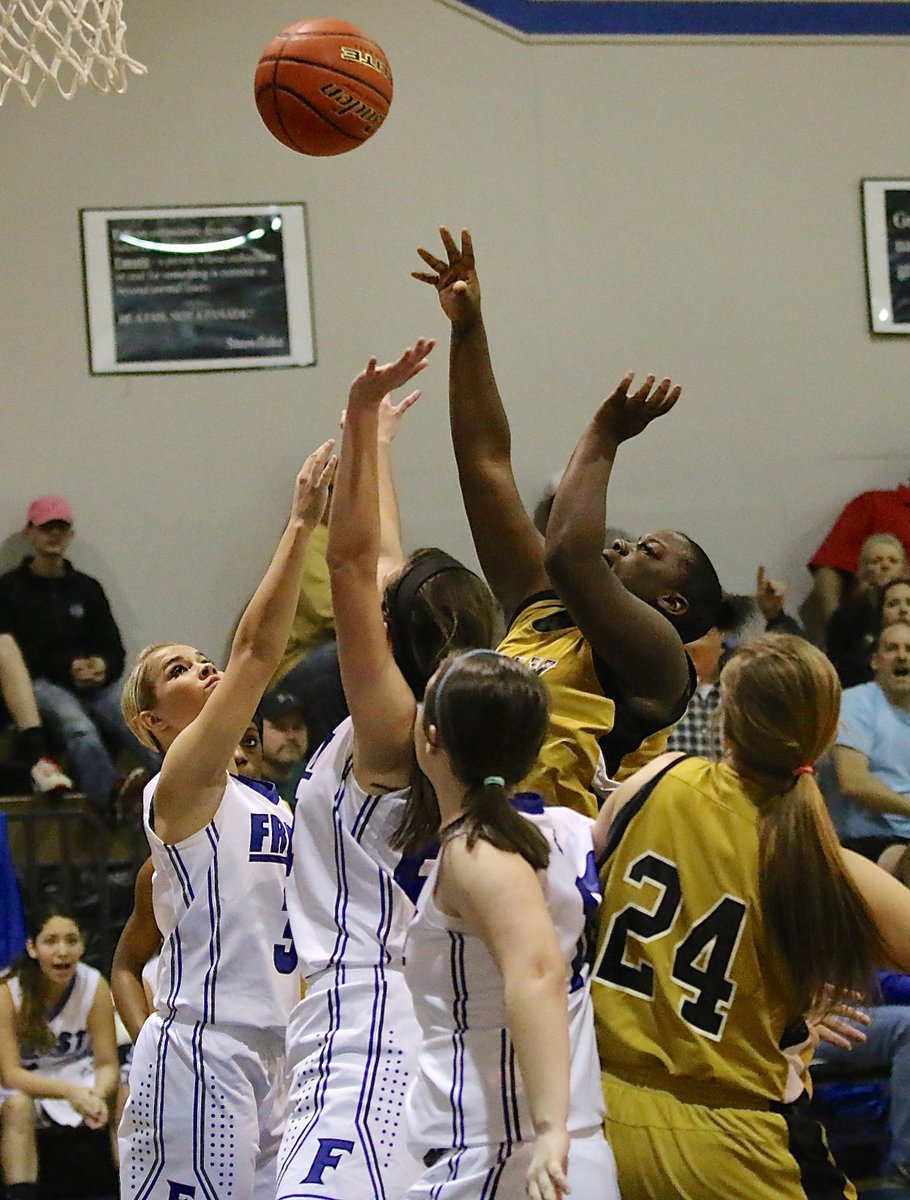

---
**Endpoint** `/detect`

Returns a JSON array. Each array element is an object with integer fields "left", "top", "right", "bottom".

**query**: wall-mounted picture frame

[
  {"left": 862, "top": 179, "right": 910, "bottom": 335},
  {"left": 80, "top": 203, "right": 315, "bottom": 373}
]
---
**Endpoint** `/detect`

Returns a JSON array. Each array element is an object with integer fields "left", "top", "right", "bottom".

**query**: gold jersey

[
  {"left": 498, "top": 591, "right": 692, "bottom": 818},
  {"left": 592, "top": 756, "right": 799, "bottom": 1104}
]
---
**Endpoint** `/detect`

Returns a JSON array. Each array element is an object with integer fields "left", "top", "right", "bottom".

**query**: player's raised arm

[
  {"left": 545, "top": 373, "right": 692, "bottom": 720},
  {"left": 414, "top": 227, "right": 548, "bottom": 618},
  {"left": 327, "top": 340, "right": 435, "bottom": 791}
]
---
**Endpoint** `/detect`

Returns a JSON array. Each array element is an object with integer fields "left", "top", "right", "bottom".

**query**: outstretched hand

[
  {"left": 292, "top": 439, "right": 337, "bottom": 527},
  {"left": 593, "top": 372, "right": 681, "bottom": 446},
  {"left": 413, "top": 228, "right": 481, "bottom": 328},
  {"left": 348, "top": 339, "right": 435, "bottom": 412},
  {"left": 756, "top": 565, "right": 787, "bottom": 622},
  {"left": 341, "top": 388, "right": 422, "bottom": 445}
]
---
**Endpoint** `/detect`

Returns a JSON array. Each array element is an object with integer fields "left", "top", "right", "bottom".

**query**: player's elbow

[{"left": 544, "top": 534, "right": 581, "bottom": 594}]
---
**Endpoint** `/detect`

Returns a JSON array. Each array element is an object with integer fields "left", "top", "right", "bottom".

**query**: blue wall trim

[{"left": 452, "top": 1, "right": 910, "bottom": 37}]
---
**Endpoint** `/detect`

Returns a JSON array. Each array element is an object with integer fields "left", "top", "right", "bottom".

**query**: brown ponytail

[
  {"left": 721, "top": 634, "right": 886, "bottom": 1014},
  {"left": 394, "top": 651, "right": 550, "bottom": 869}
]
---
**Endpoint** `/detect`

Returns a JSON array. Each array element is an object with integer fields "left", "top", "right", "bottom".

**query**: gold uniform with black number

[
  {"left": 498, "top": 591, "right": 693, "bottom": 818},
  {"left": 592, "top": 756, "right": 856, "bottom": 1200}
]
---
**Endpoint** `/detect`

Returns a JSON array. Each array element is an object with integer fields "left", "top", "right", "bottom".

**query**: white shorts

[
  {"left": 405, "top": 1130, "right": 620, "bottom": 1200},
  {"left": 119, "top": 1012, "right": 287, "bottom": 1200},
  {"left": 276, "top": 967, "right": 422, "bottom": 1200},
  {"left": 0, "top": 1057, "right": 95, "bottom": 1128}
]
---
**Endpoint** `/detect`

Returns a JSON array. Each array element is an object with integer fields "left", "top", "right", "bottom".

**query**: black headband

[{"left": 385, "top": 551, "right": 471, "bottom": 698}]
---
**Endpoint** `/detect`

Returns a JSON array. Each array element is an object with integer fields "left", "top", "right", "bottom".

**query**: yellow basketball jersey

[
  {"left": 592, "top": 757, "right": 798, "bottom": 1104},
  {"left": 498, "top": 592, "right": 691, "bottom": 818}
]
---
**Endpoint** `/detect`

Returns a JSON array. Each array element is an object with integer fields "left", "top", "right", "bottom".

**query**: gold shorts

[{"left": 601, "top": 1070, "right": 856, "bottom": 1200}]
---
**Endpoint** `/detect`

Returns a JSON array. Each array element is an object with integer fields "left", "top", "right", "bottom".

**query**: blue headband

[{"left": 432, "top": 648, "right": 506, "bottom": 717}]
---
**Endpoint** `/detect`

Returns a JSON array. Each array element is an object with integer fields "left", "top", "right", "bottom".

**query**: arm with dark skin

[
  {"left": 545, "top": 374, "right": 690, "bottom": 721},
  {"left": 111, "top": 858, "right": 161, "bottom": 1044},
  {"left": 414, "top": 228, "right": 549, "bottom": 619}
]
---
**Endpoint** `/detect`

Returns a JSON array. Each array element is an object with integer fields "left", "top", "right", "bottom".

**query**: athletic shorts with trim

[
  {"left": 276, "top": 967, "right": 422, "bottom": 1200},
  {"left": 0, "top": 1057, "right": 94, "bottom": 1127},
  {"left": 404, "top": 1130, "right": 618, "bottom": 1199},
  {"left": 602, "top": 1070, "right": 857, "bottom": 1200},
  {"left": 119, "top": 1012, "right": 287, "bottom": 1200}
]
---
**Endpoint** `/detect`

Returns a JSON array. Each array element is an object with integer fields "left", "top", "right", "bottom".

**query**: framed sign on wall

[
  {"left": 862, "top": 180, "right": 910, "bottom": 335},
  {"left": 80, "top": 203, "right": 315, "bottom": 373}
]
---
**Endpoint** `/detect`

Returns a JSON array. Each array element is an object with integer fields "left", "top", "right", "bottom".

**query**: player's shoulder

[
  {"left": 516, "top": 793, "right": 593, "bottom": 837},
  {"left": 503, "top": 589, "right": 571, "bottom": 634},
  {"left": 75, "top": 961, "right": 103, "bottom": 987}
]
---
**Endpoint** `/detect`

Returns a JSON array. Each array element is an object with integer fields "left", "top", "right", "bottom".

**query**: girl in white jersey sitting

[
  {"left": 277, "top": 341, "right": 499, "bottom": 1200},
  {"left": 117, "top": 440, "right": 336, "bottom": 1200},
  {"left": 0, "top": 908, "right": 119, "bottom": 1200},
  {"left": 401, "top": 649, "right": 618, "bottom": 1200}
]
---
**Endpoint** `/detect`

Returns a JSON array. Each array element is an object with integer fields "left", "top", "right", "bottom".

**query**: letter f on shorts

[{"left": 302, "top": 1138, "right": 355, "bottom": 1185}]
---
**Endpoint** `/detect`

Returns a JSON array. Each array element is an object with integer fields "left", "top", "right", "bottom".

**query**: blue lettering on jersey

[
  {"left": 393, "top": 846, "right": 439, "bottom": 906},
  {"left": 570, "top": 849, "right": 603, "bottom": 992},
  {"left": 166, "top": 1182, "right": 196, "bottom": 1200},
  {"left": 302, "top": 1137, "right": 355, "bottom": 1184},
  {"left": 56, "top": 1029, "right": 87, "bottom": 1056},
  {"left": 249, "top": 812, "right": 293, "bottom": 865}
]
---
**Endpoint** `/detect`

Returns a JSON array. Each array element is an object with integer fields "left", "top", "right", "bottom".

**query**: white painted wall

[{"left": 1, "top": 0, "right": 907, "bottom": 666}]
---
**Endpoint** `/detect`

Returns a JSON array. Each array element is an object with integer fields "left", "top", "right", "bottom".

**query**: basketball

[{"left": 254, "top": 18, "right": 393, "bottom": 157}]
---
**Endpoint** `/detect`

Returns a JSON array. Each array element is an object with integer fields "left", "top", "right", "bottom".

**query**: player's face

[
  {"left": 882, "top": 582, "right": 910, "bottom": 628},
  {"left": 603, "top": 530, "right": 690, "bottom": 613},
  {"left": 232, "top": 723, "right": 263, "bottom": 779},
  {"left": 146, "top": 645, "right": 222, "bottom": 732},
  {"left": 27, "top": 916, "right": 84, "bottom": 989},
  {"left": 860, "top": 540, "right": 907, "bottom": 590},
  {"left": 262, "top": 716, "right": 309, "bottom": 766},
  {"left": 25, "top": 520, "right": 73, "bottom": 560},
  {"left": 872, "top": 622, "right": 910, "bottom": 701}
]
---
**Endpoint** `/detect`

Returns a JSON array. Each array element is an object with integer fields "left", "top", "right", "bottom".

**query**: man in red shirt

[{"left": 801, "top": 480, "right": 910, "bottom": 640}]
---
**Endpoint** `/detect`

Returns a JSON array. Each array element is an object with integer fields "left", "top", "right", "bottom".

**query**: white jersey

[
  {"left": 286, "top": 718, "right": 434, "bottom": 980},
  {"left": 403, "top": 796, "right": 604, "bottom": 1154},
  {"left": 8, "top": 961, "right": 100, "bottom": 1072},
  {"left": 143, "top": 771, "right": 298, "bottom": 1032}
]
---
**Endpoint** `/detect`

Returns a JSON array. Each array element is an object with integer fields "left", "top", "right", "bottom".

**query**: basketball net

[{"left": 0, "top": 0, "right": 146, "bottom": 106}]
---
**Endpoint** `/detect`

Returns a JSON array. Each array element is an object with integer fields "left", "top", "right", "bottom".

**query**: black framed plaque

[
  {"left": 80, "top": 204, "right": 315, "bottom": 373},
  {"left": 862, "top": 180, "right": 910, "bottom": 335}
]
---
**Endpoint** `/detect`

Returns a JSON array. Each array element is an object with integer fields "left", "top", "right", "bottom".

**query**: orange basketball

[{"left": 254, "top": 18, "right": 393, "bottom": 157}]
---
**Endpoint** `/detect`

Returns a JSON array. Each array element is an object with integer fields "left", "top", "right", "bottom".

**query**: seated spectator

[
  {"left": 832, "top": 621, "right": 910, "bottom": 860},
  {"left": 826, "top": 535, "right": 909, "bottom": 688},
  {"left": 259, "top": 691, "right": 312, "bottom": 806},
  {"left": 812, "top": 982, "right": 910, "bottom": 1190},
  {"left": 881, "top": 577, "right": 910, "bottom": 630},
  {"left": 0, "top": 908, "right": 119, "bottom": 1200},
  {"left": 0, "top": 634, "right": 71, "bottom": 794},
  {"left": 0, "top": 496, "right": 157, "bottom": 814},
  {"left": 801, "top": 477, "right": 910, "bottom": 640},
  {"left": 667, "top": 571, "right": 800, "bottom": 761}
]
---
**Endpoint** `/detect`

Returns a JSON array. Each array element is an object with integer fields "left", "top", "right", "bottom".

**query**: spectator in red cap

[{"left": 0, "top": 496, "right": 157, "bottom": 814}]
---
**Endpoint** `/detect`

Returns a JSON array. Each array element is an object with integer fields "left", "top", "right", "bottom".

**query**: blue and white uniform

[
  {"left": 119, "top": 772, "right": 297, "bottom": 1200},
  {"left": 4, "top": 962, "right": 101, "bottom": 1126},
  {"left": 403, "top": 797, "right": 619, "bottom": 1199},
  {"left": 276, "top": 718, "right": 431, "bottom": 1200}
]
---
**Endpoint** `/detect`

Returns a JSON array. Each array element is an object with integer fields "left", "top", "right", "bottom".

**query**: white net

[{"left": 0, "top": 0, "right": 146, "bottom": 106}]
